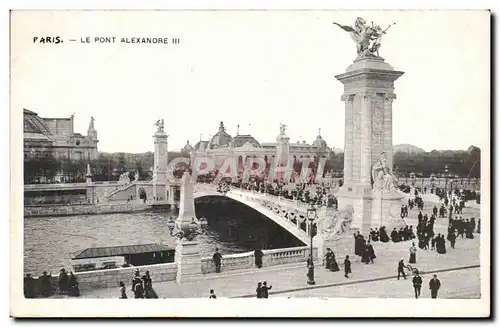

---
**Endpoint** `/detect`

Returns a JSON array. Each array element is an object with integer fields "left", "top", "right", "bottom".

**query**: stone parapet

[{"left": 73, "top": 262, "right": 177, "bottom": 291}]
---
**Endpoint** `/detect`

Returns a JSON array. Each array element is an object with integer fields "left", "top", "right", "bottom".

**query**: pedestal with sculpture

[
  {"left": 333, "top": 17, "right": 405, "bottom": 235},
  {"left": 167, "top": 171, "right": 208, "bottom": 283}
]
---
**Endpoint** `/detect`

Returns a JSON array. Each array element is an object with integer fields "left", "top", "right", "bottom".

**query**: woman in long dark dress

[
  {"left": 361, "top": 241, "right": 371, "bottom": 264},
  {"left": 330, "top": 252, "right": 340, "bottom": 272},
  {"left": 436, "top": 235, "right": 447, "bottom": 254},
  {"left": 379, "top": 227, "right": 390, "bottom": 243},
  {"left": 254, "top": 249, "right": 264, "bottom": 268},
  {"left": 354, "top": 234, "right": 362, "bottom": 258},
  {"left": 325, "top": 248, "right": 333, "bottom": 270},
  {"left": 143, "top": 271, "right": 158, "bottom": 298}
]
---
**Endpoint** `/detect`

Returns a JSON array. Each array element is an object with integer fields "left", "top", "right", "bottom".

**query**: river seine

[{"left": 24, "top": 197, "right": 305, "bottom": 275}]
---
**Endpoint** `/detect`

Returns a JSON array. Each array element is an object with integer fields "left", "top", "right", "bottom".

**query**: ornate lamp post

[
  {"left": 167, "top": 216, "right": 208, "bottom": 241},
  {"left": 306, "top": 202, "right": 318, "bottom": 285},
  {"left": 167, "top": 171, "right": 209, "bottom": 282}
]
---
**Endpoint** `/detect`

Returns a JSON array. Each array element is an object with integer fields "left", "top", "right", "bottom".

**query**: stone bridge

[{"left": 191, "top": 184, "right": 338, "bottom": 253}]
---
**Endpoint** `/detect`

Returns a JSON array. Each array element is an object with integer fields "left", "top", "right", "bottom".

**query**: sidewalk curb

[{"left": 231, "top": 264, "right": 480, "bottom": 298}]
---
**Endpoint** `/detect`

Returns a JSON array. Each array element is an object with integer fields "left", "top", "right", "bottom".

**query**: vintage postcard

[{"left": 10, "top": 9, "right": 490, "bottom": 318}]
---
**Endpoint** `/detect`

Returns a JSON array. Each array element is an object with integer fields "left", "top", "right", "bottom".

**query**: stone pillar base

[
  {"left": 337, "top": 186, "right": 405, "bottom": 235},
  {"left": 175, "top": 240, "right": 203, "bottom": 283},
  {"left": 371, "top": 190, "right": 405, "bottom": 230},
  {"left": 336, "top": 186, "right": 373, "bottom": 235},
  {"left": 322, "top": 229, "right": 356, "bottom": 266}
]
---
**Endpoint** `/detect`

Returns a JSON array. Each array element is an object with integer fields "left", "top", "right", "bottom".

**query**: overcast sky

[{"left": 11, "top": 10, "right": 490, "bottom": 153}]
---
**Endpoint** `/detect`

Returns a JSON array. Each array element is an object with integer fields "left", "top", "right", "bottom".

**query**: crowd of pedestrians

[
  {"left": 24, "top": 268, "right": 80, "bottom": 298},
  {"left": 119, "top": 269, "right": 158, "bottom": 299}
]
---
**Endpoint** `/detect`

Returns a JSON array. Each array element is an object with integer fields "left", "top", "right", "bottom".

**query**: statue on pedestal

[
  {"left": 134, "top": 170, "right": 140, "bottom": 182},
  {"left": 155, "top": 119, "right": 165, "bottom": 132},
  {"left": 333, "top": 17, "right": 395, "bottom": 58},
  {"left": 279, "top": 123, "right": 287, "bottom": 135},
  {"left": 371, "top": 151, "right": 398, "bottom": 191}
]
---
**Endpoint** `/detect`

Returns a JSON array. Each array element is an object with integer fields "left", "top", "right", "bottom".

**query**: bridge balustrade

[{"left": 200, "top": 246, "right": 318, "bottom": 275}]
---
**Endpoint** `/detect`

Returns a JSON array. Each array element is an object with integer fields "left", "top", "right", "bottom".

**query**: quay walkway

[{"left": 76, "top": 234, "right": 480, "bottom": 299}]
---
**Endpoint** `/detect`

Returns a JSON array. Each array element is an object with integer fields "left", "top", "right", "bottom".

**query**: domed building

[
  {"left": 312, "top": 134, "right": 328, "bottom": 149},
  {"left": 181, "top": 140, "right": 194, "bottom": 155},
  {"left": 188, "top": 121, "right": 335, "bottom": 182},
  {"left": 208, "top": 121, "right": 233, "bottom": 149}
]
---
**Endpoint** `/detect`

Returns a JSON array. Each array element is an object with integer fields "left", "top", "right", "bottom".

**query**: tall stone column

[
  {"left": 341, "top": 94, "right": 354, "bottom": 187},
  {"left": 360, "top": 92, "right": 373, "bottom": 188},
  {"left": 335, "top": 57, "right": 404, "bottom": 235},
  {"left": 383, "top": 92, "right": 397, "bottom": 171},
  {"left": 153, "top": 125, "right": 168, "bottom": 201}
]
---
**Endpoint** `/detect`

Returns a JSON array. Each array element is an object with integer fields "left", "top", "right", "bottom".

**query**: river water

[{"left": 24, "top": 197, "right": 304, "bottom": 275}]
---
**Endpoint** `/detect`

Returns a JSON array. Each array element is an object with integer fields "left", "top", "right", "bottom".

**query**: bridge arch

[{"left": 193, "top": 190, "right": 310, "bottom": 245}]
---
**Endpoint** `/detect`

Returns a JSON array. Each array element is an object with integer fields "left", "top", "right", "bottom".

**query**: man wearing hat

[
  {"left": 429, "top": 274, "right": 441, "bottom": 299},
  {"left": 412, "top": 270, "right": 423, "bottom": 298},
  {"left": 397, "top": 258, "right": 407, "bottom": 280}
]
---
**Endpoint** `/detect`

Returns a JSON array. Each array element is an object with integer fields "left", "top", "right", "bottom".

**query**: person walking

[
  {"left": 68, "top": 272, "right": 80, "bottom": 297},
  {"left": 213, "top": 248, "right": 223, "bottom": 273},
  {"left": 344, "top": 255, "right": 352, "bottom": 278},
  {"left": 58, "top": 268, "right": 69, "bottom": 295},
  {"left": 397, "top": 258, "right": 407, "bottom": 280},
  {"left": 256, "top": 282, "right": 262, "bottom": 298},
  {"left": 412, "top": 271, "right": 423, "bottom": 299},
  {"left": 209, "top": 289, "right": 217, "bottom": 299},
  {"left": 261, "top": 281, "right": 272, "bottom": 298},
  {"left": 409, "top": 242, "right": 417, "bottom": 264},
  {"left": 142, "top": 271, "right": 158, "bottom": 298},
  {"left": 429, "top": 274, "right": 441, "bottom": 299},
  {"left": 132, "top": 271, "right": 144, "bottom": 299},
  {"left": 24, "top": 274, "right": 36, "bottom": 298},
  {"left": 254, "top": 249, "right": 264, "bottom": 269},
  {"left": 119, "top": 281, "right": 127, "bottom": 299}
]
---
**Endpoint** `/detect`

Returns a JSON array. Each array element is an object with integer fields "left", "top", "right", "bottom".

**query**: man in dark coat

[
  {"left": 344, "top": 255, "right": 352, "bottom": 278},
  {"left": 58, "top": 268, "right": 69, "bottom": 295},
  {"left": 429, "top": 274, "right": 441, "bottom": 298},
  {"left": 24, "top": 273, "right": 36, "bottom": 298},
  {"left": 256, "top": 282, "right": 262, "bottom": 298},
  {"left": 39, "top": 271, "right": 53, "bottom": 298},
  {"left": 366, "top": 241, "right": 376, "bottom": 263},
  {"left": 261, "top": 281, "right": 272, "bottom": 298},
  {"left": 68, "top": 272, "right": 80, "bottom": 297},
  {"left": 254, "top": 249, "right": 264, "bottom": 268},
  {"left": 397, "top": 258, "right": 407, "bottom": 280},
  {"left": 412, "top": 271, "right": 423, "bottom": 299},
  {"left": 213, "top": 248, "right": 223, "bottom": 273}
]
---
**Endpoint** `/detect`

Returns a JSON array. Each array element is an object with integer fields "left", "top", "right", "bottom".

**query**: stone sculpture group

[{"left": 333, "top": 17, "right": 395, "bottom": 58}]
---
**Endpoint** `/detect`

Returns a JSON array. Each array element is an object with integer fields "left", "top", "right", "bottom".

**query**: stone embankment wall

[
  {"left": 24, "top": 202, "right": 152, "bottom": 218},
  {"left": 75, "top": 262, "right": 178, "bottom": 291}
]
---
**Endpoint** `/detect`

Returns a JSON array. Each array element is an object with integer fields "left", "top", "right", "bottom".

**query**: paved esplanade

[{"left": 78, "top": 203, "right": 480, "bottom": 299}]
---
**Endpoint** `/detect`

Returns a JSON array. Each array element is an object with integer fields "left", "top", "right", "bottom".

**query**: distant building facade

[
  {"left": 182, "top": 121, "right": 335, "bottom": 181},
  {"left": 23, "top": 109, "right": 99, "bottom": 161}
]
